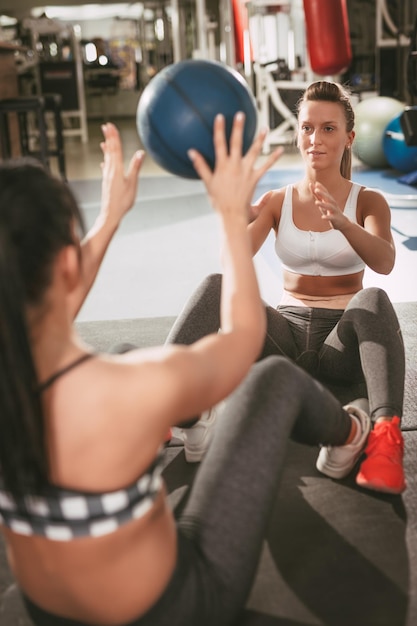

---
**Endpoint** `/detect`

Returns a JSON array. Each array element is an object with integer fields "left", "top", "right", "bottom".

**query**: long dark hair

[
  {"left": 0, "top": 159, "right": 85, "bottom": 495},
  {"left": 297, "top": 81, "right": 355, "bottom": 179}
]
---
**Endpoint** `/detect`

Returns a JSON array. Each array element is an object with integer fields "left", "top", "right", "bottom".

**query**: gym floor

[{"left": 57, "top": 118, "right": 417, "bottom": 324}]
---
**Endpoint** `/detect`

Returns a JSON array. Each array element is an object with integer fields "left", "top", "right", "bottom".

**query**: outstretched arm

[
  {"left": 157, "top": 113, "right": 283, "bottom": 422},
  {"left": 69, "top": 123, "right": 144, "bottom": 318},
  {"left": 103, "top": 114, "right": 283, "bottom": 451}
]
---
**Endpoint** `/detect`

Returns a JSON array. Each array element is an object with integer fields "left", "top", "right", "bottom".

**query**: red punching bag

[
  {"left": 232, "top": 0, "right": 249, "bottom": 65},
  {"left": 303, "top": 0, "right": 352, "bottom": 76}
]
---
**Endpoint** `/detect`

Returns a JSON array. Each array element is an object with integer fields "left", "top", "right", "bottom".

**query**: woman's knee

[
  {"left": 224, "top": 356, "right": 303, "bottom": 441},
  {"left": 200, "top": 273, "right": 222, "bottom": 293},
  {"left": 191, "top": 273, "right": 222, "bottom": 310},
  {"left": 249, "top": 356, "right": 304, "bottom": 397},
  {"left": 349, "top": 287, "right": 393, "bottom": 314},
  {"left": 339, "top": 286, "right": 403, "bottom": 352}
]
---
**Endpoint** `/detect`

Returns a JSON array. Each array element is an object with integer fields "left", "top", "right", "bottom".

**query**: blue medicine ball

[
  {"left": 136, "top": 59, "right": 258, "bottom": 179},
  {"left": 383, "top": 113, "right": 417, "bottom": 173}
]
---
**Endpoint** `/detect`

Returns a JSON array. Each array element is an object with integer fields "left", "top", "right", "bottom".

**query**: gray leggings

[
  {"left": 23, "top": 356, "right": 352, "bottom": 626},
  {"left": 167, "top": 273, "right": 405, "bottom": 420}
]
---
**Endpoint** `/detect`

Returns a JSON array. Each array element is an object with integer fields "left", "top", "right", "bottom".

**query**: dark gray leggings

[
  {"left": 167, "top": 273, "right": 405, "bottom": 420},
  {"left": 23, "top": 356, "right": 352, "bottom": 626}
]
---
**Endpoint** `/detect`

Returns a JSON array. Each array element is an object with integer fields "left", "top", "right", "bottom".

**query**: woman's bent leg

[
  {"left": 165, "top": 273, "right": 222, "bottom": 346},
  {"left": 179, "top": 356, "right": 352, "bottom": 625},
  {"left": 318, "top": 287, "right": 405, "bottom": 420},
  {"left": 318, "top": 288, "right": 406, "bottom": 494}
]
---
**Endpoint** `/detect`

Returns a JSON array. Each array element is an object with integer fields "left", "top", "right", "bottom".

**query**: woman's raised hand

[
  {"left": 310, "top": 181, "right": 349, "bottom": 230},
  {"left": 100, "top": 123, "right": 145, "bottom": 227},
  {"left": 188, "top": 113, "right": 282, "bottom": 221}
]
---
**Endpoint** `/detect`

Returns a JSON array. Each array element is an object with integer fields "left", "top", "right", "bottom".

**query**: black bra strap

[{"left": 37, "top": 353, "right": 95, "bottom": 393}]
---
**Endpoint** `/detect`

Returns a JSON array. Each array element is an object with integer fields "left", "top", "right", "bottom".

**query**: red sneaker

[{"left": 356, "top": 417, "right": 406, "bottom": 494}]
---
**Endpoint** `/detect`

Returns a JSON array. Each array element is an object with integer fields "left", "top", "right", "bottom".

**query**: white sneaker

[
  {"left": 181, "top": 407, "right": 218, "bottom": 463},
  {"left": 316, "top": 402, "right": 371, "bottom": 479}
]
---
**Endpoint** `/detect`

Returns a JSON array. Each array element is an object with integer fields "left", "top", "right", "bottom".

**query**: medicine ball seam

[
  {"left": 169, "top": 73, "right": 215, "bottom": 131},
  {"left": 138, "top": 85, "right": 200, "bottom": 177},
  {"left": 164, "top": 75, "right": 213, "bottom": 146},
  {"left": 164, "top": 64, "right": 256, "bottom": 171},
  {"left": 147, "top": 116, "right": 199, "bottom": 175},
  {"left": 206, "top": 64, "right": 257, "bottom": 121},
  {"left": 142, "top": 67, "right": 217, "bottom": 176}
]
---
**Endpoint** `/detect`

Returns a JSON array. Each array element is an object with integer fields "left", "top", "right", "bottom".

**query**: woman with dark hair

[
  {"left": 0, "top": 116, "right": 371, "bottom": 625},
  {"left": 168, "top": 81, "right": 406, "bottom": 496}
]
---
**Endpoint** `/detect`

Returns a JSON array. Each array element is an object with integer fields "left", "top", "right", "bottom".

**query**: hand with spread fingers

[{"left": 189, "top": 113, "right": 282, "bottom": 223}]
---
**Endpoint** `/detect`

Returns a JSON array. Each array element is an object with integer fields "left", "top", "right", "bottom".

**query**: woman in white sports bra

[{"left": 168, "top": 81, "right": 406, "bottom": 496}]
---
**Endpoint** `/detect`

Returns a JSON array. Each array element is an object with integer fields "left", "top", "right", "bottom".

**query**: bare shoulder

[
  {"left": 51, "top": 346, "right": 186, "bottom": 470},
  {"left": 49, "top": 348, "right": 184, "bottom": 488},
  {"left": 269, "top": 185, "right": 287, "bottom": 204},
  {"left": 262, "top": 185, "right": 287, "bottom": 219},
  {"left": 358, "top": 185, "right": 390, "bottom": 205},
  {"left": 59, "top": 346, "right": 184, "bottom": 434},
  {"left": 99, "top": 344, "right": 202, "bottom": 418},
  {"left": 93, "top": 345, "right": 185, "bottom": 404},
  {"left": 357, "top": 185, "right": 391, "bottom": 216}
]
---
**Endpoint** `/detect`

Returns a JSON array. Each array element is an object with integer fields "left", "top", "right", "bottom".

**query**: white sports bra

[{"left": 275, "top": 183, "right": 366, "bottom": 277}]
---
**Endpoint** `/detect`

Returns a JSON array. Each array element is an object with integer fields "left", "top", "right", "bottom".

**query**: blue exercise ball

[
  {"left": 383, "top": 113, "right": 417, "bottom": 173},
  {"left": 352, "top": 96, "right": 404, "bottom": 168},
  {"left": 137, "top": 59, "right": 258, "bottom": 179}
]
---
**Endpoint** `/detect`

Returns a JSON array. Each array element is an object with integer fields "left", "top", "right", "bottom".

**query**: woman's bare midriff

[
  {"left": 3, "top": 488, "right": 177, "bottom": 625},
  {"left": 281, "top": 270, "right": 364, "bottom": 309}
]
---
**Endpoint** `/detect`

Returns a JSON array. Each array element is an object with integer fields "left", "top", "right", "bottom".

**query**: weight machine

[
  {"left": 20, "top": 16, "right": 88, "bottom": 143},
  {"left": 244, "top": 0, "right": 310, "bottom": 151}
]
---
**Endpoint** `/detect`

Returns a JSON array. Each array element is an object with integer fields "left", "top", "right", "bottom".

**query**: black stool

[{"left": 0, "top": 94, "right": 67, "bottom": 180}]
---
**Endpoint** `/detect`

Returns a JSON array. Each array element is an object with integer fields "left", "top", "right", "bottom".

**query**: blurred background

[
  {"left": 1, "top": 0, "right": 417, "bottom": 321},
  {"left": 1, "top": 0, "right": 417, "bottom": 178}
]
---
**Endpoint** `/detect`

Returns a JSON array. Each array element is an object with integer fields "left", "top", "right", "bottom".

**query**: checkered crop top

[
  {"left": 0, "top": 452, "right": 162, "bottom": 541},
  {"left": 0, "top": 353, "right": 165, "bottom": 541},
  {"left": 0, "top": 454, "right": 164, "bottom": 541}
]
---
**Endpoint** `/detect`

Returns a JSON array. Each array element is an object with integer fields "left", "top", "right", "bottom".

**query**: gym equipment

[
  {"left": 0, "top": 94, "right": 66, "bottom": 180},
  {"left": 232, "top": 0, "right": 248, "bottom": 65},
  {"left": 21, "top": 17, "right": 88, "bottom": 144},
  {"left": 400, "top": 107, "right": 417, "bottom": 145},
  {"left": 137, "top": 59, "right": 257, "bottom": 179},
  {"left": 383, "top": 113, "right": 417, "bottom": 173},
  {"left": 246, "top": 0, "right": 310, "bottom": 152},
  {"left": 254, "top": 61, "right": 308, "bottom": 152},
  {"left": 377, "top": 0, "right": 411, "bottom": 100},
  {"left": 303, "top": 0, "right": 352, "bottom": 76},
  {"left": 352, "top": 96, "right": 404, "bottom": 168}
]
